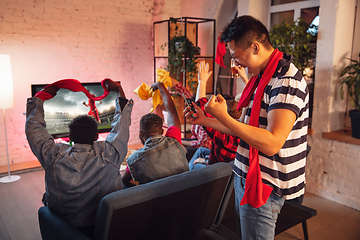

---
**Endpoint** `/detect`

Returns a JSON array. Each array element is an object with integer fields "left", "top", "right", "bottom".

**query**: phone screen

[{"left": 183, "top": 94, "right": 198, "bottom": 119}]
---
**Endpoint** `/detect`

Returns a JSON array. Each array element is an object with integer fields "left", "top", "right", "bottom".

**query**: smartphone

[{"left": 183, "top": 94, "right": 198, "bottom": 119}]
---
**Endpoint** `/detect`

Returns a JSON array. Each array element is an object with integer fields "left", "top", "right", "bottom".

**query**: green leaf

[
  {"left": 340, "top": 85, "right": 344, "bottom": 99},
  {"left": 269, "top": 17, "right": 316, "bottom": 75}
]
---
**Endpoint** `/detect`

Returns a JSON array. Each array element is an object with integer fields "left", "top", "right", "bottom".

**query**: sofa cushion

[{"left": 94, "top": 162, "right": 233, "bottom": 240}]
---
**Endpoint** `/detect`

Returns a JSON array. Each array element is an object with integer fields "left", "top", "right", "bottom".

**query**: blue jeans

[
  {"left": 188, "top": 147, "right": 210, "bottom": 170},
  {"left": 234, "top": 174, "right": 284, "bottom": 240}
]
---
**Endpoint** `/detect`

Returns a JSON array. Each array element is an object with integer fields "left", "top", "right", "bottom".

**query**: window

[
  {"left": 268, "top": 0, "right": 320, "bottom": 130},
  {"left": 268, "top": 0, "right": 320, "bottom": 28},
  {"left": 272, "top": 0, "right": 305, "bottom": 4}
]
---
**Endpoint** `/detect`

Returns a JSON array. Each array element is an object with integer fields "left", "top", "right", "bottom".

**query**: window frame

[{"left": 267, "top": 0, "right": 320, "bottom": 29}]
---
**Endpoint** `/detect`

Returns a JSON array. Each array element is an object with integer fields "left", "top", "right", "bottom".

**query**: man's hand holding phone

[{"left": 183, "top": 94, "right": 198, "bottom": 119}]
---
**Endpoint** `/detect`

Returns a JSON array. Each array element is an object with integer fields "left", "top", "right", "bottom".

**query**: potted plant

[
  {"left": 164, "top": 17, "right": 199, "bottom": 94},
  {"left": 270, "top": 17, "right": 318, "bottom": 129},
  {"left": 270, "top": 17, "right": 317, "bottom": 78},
  {"left": 340, "top": 53, "right": 360, "bottom": 138},
  {"left": 167, "top": 35, "right": 198, "bottom": 92}
]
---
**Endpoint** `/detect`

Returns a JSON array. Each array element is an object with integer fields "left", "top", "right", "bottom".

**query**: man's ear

[
  {"left": 139, "top": 130, "right": 145, "bottom": 140},
  {"left": 253, "top": 42, "right": 260, "bottom": 55},
  {"left": 161, "top": 128, "right": 164, "bottom": 135},
  {"left": 139, "top": 130, "right": 146, "bottom": 145}
]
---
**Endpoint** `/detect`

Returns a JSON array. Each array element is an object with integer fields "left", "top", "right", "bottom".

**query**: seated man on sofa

[
  {"left": 122, "top": 82, "right": 189, "bottom": 185},
  {"left": 25, "top": 79, "right": 133, "bottom": 237}
]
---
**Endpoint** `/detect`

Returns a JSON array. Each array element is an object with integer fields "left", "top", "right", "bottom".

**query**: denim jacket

[
  {"left": 25, "top": 97, "right": 133, "bottom": 227},
  {"left": 127, "top": 134, "right": 189, "bottom": 184}
]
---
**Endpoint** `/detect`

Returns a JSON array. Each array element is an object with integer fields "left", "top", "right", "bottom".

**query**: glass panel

[
  {"left": 272, "top": 0, "right": 305, "bottom": 5},
  {"left": 154, "top": 21, "right": 169, "bottom": 57},
  {"left": 155, "top": 58, "right": 168, "bottom": 70},
  {"left": 270, "top": 10, "right": 294, "bottom": 28},
  {"left": 197, "top": 21, "right": 215, "bottom": 57},
  {"left": 301, "top": 7, "right": 319, "bottom": 35},
  {"left": 301, "top": 7, "right": 319, "bottom": 24}
]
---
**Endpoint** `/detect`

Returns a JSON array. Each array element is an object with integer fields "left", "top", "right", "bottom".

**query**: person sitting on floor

[
  {"left": 189, "top": 60, "right": 248, "bottom": 170},
  {"left": 25, "top": 79, "right": 133, "bottom": 237},
  {"left": 121, "top": 82, "right": 189, "bottom": 185}
]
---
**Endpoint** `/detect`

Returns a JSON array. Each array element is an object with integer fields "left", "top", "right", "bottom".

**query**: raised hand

[
  {"left": 233, "top": 66, "right": 249, "bottom": 84},
  {"left": 104, "top": 79, "right": 121, "bottom": 92},
  {"left": 204, "top": 94, "right": 228, "bottom": 120},
  {"left": 150, "top": 82, "right": 165, "bottom": 92},
  {"left": 184, "top": 103, "right": 205, "bottom": 125},
  {"left": 42, "top": 86, "right": 59, "bottom": 97},
  {"left": 197, "top": 60, "right": 213, "bottom": 83},
  {"left": 104, "top": 79, "right": 125, "bottom": 98},
  {"left": 196, "top": 60, "right": 213, "bottom": 101}
]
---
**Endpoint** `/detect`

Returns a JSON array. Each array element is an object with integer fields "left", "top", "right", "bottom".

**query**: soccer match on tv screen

[{"left": 33, "top": 83, "right": 117, "bottom": 138}]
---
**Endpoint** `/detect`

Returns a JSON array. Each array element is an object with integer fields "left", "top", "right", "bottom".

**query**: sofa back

[{"left": 93, "top": 162, "right": 233, "bottom": 240}]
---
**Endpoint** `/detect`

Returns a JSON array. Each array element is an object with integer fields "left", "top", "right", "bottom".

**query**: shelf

[
  {"left": 153, "top": 17, "right": 216, "bottom": 139},
  {"left": 322, "top": 129, "right": 360, "bottom": 146}
]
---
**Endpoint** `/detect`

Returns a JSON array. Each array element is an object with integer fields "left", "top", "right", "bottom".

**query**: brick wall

[
  {"left": 306, "top": 0, "right": 360, "bottom": 211},
  {"left": 0, "top": 0, "right": 156, "bottom": 165},
  {"left": 0, "top": 0, "right": 225, "bottom": 167},
  {"left": 4, "top": 0, "right": 359, "bottom": 212}
]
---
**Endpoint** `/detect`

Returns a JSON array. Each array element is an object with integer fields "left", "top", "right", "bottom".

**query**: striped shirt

[{"left": 233, "top": 53, "right": 309, "bottom": 200}]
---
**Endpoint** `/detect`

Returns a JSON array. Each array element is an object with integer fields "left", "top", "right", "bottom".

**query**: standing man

[{"left": 185, "top": 15, "right": 309, "bottom": 239}]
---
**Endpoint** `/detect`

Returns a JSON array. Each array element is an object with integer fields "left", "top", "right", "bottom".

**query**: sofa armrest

[{"left": 38, "top": 206, "right": 91, "bottom": 240}]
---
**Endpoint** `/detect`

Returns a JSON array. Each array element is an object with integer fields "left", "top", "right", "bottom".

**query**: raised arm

[
  {"left": 25, "top": 86, "right": 60, "bottom": 169},
  {"left": 234, "top": 66, "right": 249, "bottom": 84},
  {"left": 151, "top": 82, "right": 181, "bottom": 130},
  {"left": 42, "top": 86, "right": 59, "bottom": 97},
  {"left": 196, "top": 60, "right": 213, "bottom": 101},
  {"left": 204, "top": 94, "right": 296, "bottom": 156},
  {"left": 104, "top": 79, "right": 126, "bottom": 99},
  {"left": 184, "top": 99, "right": 237, "bottom": 136},
  {"left": 102, "top": 79, "right": 133, "bottom": 166},
  {"left": 185, "top": 93, "right": 296, "bottom": 156}
]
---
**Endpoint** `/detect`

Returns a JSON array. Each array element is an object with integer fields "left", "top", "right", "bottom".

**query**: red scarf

[
  {"left": 35, "top": 78, "right": 110, "bottom": 101},
  {"left": 215, "top": 37, "right": 226, "bottom": 68},
  {"left": 237, "top": 49, "right": 283, "bottom": 208}
]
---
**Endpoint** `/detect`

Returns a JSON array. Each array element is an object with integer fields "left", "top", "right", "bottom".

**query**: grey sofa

[{"left": 38, "top": 162, "right": 234, "bottom": 240}]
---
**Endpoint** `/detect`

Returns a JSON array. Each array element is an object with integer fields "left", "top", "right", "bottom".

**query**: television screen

[{"left": 31, "top": 82, "right": 119, "bottom": 139}]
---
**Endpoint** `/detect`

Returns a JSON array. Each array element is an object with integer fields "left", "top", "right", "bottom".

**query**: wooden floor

[
  {"left": 0, "top": 161, "right": 41, "bottom": 175},
  {"left": 1, "top": 169, "right": 360, "bottom": 240},
  {"left": 0, "top": 169, "right": 44, "bottom": 240}
]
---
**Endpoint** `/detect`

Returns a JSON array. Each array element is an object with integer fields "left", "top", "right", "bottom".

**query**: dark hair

[
  {"left": 220, "top": 15, "right": 272, "bottom": 50},
  {"left": 140, "top": 113, "right": 163, "bottom": 137},
  {"left": 68, "top": 115, "right": 98, "bottom": 144},
  {"left": 226, "top": 100, "right": 242, "bottom": 119}
]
